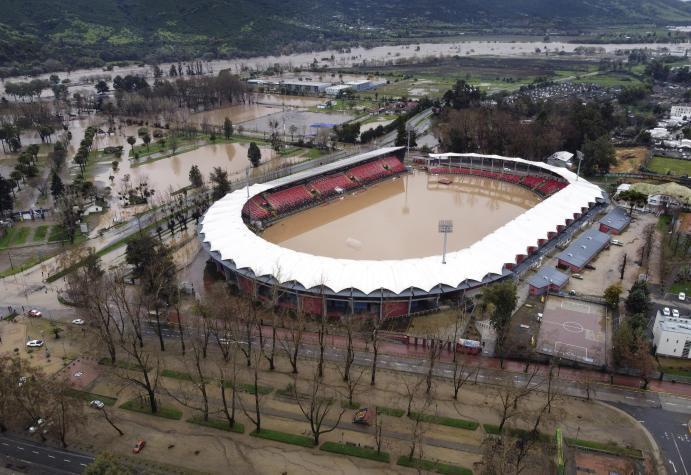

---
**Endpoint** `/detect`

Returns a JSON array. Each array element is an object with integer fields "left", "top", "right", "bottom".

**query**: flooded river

[{"left": 262, "top": 170, "right": 539, "bottom": 260}]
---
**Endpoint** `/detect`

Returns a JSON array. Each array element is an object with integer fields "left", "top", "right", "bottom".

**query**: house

[
  {"left": 556, "top": 229, "right": 610, "bottom": 272},
  {"left": 671, "top": 105, "right": 691, "bottom": 122},
  {"left": 527, "top": 267, "right": 569, "bottom": 296},
  {"left": 598, "top": 207, "right": 630, "bottom": 235},
  {"left": 652, "top": 310, "right": 691, "bottom": 358},
  {"left": 630, "top": 182, "right": 691, "bottom": 212},
  {"left": 547, "top": 151, "right": 575, "bottom": 168}
]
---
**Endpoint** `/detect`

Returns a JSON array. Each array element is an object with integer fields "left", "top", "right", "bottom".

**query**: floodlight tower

[{"left": 438, "top": 219, "right": 453, "bottom": 264}]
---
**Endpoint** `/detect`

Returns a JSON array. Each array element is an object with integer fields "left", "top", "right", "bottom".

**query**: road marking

[
  {"left": 32, "top": 450, "right": 39, "bottom": 454},
  {"left": 625, "top": 396, "right": 634, "bottom": 399},
  {"left": 671, "top": 460, "right": 678, "bottom": 473},
  {"left": 1, "top": 443, "right": 7, "bottom": 446},
  {"left": 16, "top": 446, "right": 24, "bottom": 450},
  {"left": 668, "top": 403, "right": 680, "bottom": 406},
  {"left": 637, "top": 420, "right": 645, "bottom": 423},
  {"left": 64, "top": 459, "right": 71, "bottom": 462},
  {"left": 48, "top": 455, "right": 55, "bottom": 459},
  {"left": 673, "top": 437, "right": 689, "bottom": 475},
  {"left": 81, "top": 463, "right": 87, "bottom": 467}
]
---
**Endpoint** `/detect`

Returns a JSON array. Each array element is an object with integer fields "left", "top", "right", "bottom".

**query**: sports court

[{"left": 536, "top": 295, "right": 606, "bottom": 366}]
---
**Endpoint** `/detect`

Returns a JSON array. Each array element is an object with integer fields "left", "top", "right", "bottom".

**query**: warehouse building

[
  {"left": 598, "top": 207, "right": 630, "bottom": 235},
  {"left": 556, "top": 229, "right": 610, "bottom": 272},
  {"left": 527, "top": 267, "right": 569, "bottom": 296}
]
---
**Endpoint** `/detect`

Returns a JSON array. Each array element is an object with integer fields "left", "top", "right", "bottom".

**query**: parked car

[
  {"left": 673, "top": 309, "right": 680, "bottom": 318},
  {"left": 610, "top": 239, "right": 623, "bottom": 246},
  {"left": 679, "top": 292, "right": 686, "bottom": 301},
  {"left": 71, "top": 319, "right": 84, "bottom": 325},
  {"left": 663, "top": 307, "right": 671, "bottom": 317},
  {"left": 26, "top": 340, "right": 44, "bottom": 348},
  {"left": 572, "top": 273, "right": 583, "bottom": 280},
  {"left": 89, "top": 400, "right": 105, "bottom": 409},
  {"left": 27, "top": 309, "right": 42, "bottom": 318},
  {"left": 133, "top": 439, "right": 146, "bottom": 454}
]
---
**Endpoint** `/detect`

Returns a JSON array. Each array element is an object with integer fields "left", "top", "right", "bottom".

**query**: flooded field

[
  {"left": 262, "top": 170, "right": 539, "bottom": 259},
  {"left": 239, "top": 110, "right": 356, "bottom": 135},
  {"left": 192, "top": 103, "right": 278, "bottom": 126},
  {"left": 93, "top": 142, "right": 286, "bottom": 195}
]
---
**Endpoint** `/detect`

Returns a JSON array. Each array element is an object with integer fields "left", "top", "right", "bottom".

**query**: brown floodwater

[
  {"left": 93, "top": 142, "right": 286, "bottom": 196},
  {"left": 262, "top": 171, "right": 540, "bottom": 260},
  {"left": 192, "top": 103, "right": 277, "bottom": 126}
]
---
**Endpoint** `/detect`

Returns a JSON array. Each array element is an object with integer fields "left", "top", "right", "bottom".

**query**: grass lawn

[
  {"left": 565, "top": 437, "right": 643, "bottom": 459},
  {"left": 223, "top": 381, "right": 273, "bottom": 395},
  {"left": 482, "top": 424, "right": 551, "bottom": 442},
  {"left": 0, "top": 226, "right": 31, "bottom": 248},
  {"left": 120, "top": 399, "right": 183, "bottom": 420},
  {"left": 648, "top": 156, "right": 691, "bottom": 176},
  {"left": 47, "top": 225, "right": 68, "bottom": 242},
  {"left": 187, "top": 415, "right": 244, "bottom": 433},
  {"left": 320, "top": 442, "right": 390, "bottom": 463},
  {"left": 670, "top": 280, "right": 691, "bottom": 295},
  {"left": 250, "top": 428, "right": 315, "bottom": 447},
  {"left": 32, "top": 225, "right": 48, "bottom": 242},
  {"left": 377, "top": 406, "right": 405, "bottom": 417},
  {"left": 66, "top": 389, "right": 117, "bottom": 406},
  {"left": 662, "top": 366, "right": 691, "bottom": 377},
  {"left": 409, "top": 412, "right": 479, "bottom": 431},
  {"left": 161, "top": 369, "right": 193, "bottom": 381},
  {"left": 397, "top": 456, "right": 472, "bottom": 475}
]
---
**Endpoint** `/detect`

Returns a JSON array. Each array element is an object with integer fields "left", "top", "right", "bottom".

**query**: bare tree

[
  {"left": 425, "top": 337, "right": 443, "bottom": 395},
  {"left": 46, "top": 380, "right": 85, "bottom": 448},
  {"left": 217, "top": 347, "right": 240, "bottom": 430},
  {"left": 338, "top": 365, "right": 366, "bottom": 408},
  {"left": 116, "top": 326, "right": 162, "bottom": 414},
  {"left": 97, "top": 406, "right": 124, "bottom": 436},
  {"left": 401, "top": 373, "right": 425, "bottom": 417},
  {"left": 279, "top": 310, "right": 305, "bottom": 374},
  {"left": 340, "top": 315, "right": 359, "bottom": 382},
  {"left": 406, "top": 398, "right": 431, "bottom": 462},
  {"left": 165, "top": 338, "right": 210, "bottom": 421},
  {"left": 239, "top": 348, "right": 265, "bottom": 433},
  {"left": 480, "top": 432, "right": 536, "bottom": 475},
  {"left": 292, "top": 369, "right": 345, "bottom": 445},
  {"left": 494, "top": 365, "right": 541, "bottom": 432},
  {"left": 451, "top": 354, "right": 476, "bottom": 400},
  {"left": 374, "top": 414, "right": 386, "bottom": 455}
]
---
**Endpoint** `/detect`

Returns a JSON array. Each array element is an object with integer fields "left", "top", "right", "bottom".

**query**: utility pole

[
  {"left": 576, "top": 150, "right": 584, "bottom": 181},
  {"left": 438, "top": 219, "right": 453, "bottom": 265}
]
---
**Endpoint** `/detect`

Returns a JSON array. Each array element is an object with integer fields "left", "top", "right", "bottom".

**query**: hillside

[{"left": 2, "top": 0, "right": 691, "bottom": 75}]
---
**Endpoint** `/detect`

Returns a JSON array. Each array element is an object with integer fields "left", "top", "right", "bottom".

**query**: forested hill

[{"left": 2, "top": 0, "right": 691, "bottom": 75}]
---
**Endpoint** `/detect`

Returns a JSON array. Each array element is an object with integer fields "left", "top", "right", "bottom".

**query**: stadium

[{"left": 199, "top": 147, "right": 605, "bottom": 318}]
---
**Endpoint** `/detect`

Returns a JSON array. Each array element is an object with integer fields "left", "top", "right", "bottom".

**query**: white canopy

[{"left": 200, "top": 152, "right": 604, "bottom": 295}]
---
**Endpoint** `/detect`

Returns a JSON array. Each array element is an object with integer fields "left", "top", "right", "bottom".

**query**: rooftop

[
  {"left": 527, "top": 266, "right": 569, "bottom": 289},
  {"left": 599, "top": 206, "right": 630, "bottom": 232},
  {"left": 657, "top": 311, "right": 691, "bottom": 335},
  {"left": 556, "top": 228, "right": 610, "bottom": 269},
  {"left": 550, "top": 151, "right": 574, "bottom": 162}
]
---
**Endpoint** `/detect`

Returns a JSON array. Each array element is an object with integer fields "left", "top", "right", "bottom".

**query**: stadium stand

[
  {"left": 242, "top": 195, "right": 271, "bottom": 221},
  {"left": 265, "top": 185, "right": 313, "bottom": 213},
  {"left": 309, "top": 173, "right": 358, "bottom": 197},
  {"left": 430, "top": 166, "right": 567, "bottom": 197}
]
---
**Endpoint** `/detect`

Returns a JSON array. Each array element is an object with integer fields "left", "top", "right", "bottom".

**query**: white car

[
  {"left": 89, "top": 400, "right": 105, "bottom": 409},
  {"left": 71, "top": 319, "right": 84, "bottom": 325},
  {"left": 26, "top": 340, "right": 44, "bottom": 348},
  {"left": 679, "top": 292, "right": 686, "bottom": 301},
  {"left": 663, "top": 307, "right": 671, "bottom": 317},
  {"left": 673, "top": 308, "right": 680, "bottom": 318},
  {"left": 27, "top": 309, "right": 42, "bottom": 318}
]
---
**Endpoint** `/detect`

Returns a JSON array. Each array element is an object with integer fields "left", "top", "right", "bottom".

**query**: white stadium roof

[{"left": 199, "top": 152, "right": 604, "bottom": 295}]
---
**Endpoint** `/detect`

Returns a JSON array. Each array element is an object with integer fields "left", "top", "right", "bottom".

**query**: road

[
  {"left": 0, "top": 433, "right": 93, "bottom": 475},
  {"left": 615, "top": 404, "right": 690, "bottom": 475}
]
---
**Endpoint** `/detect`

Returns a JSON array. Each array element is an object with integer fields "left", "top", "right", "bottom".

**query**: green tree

[
  {"left": 0, "top": 175, "right": 14, "bottom": 217},
  {"left": 95, "top": 80, "right": 110, "bottom": 95},
  {"left": 617, "top": 190, "right": 648, "bottom": 215},
  {"left": 482, "top": 280, "right": 517, "bottom": 367},
  {"left": 50, "top": 171, "right": 64, "bottom": 200},
  {"left": 209, "top": 167, "right": 230, "bottom": 201},
  {"left": 581, "top": 135, "right": 615, "bottom": 176},
  {"left": 248, "top": 142, "right": 261, "bottom": 168},
  {"left": 625, "top": 280, "right": 649, "bottom": 315},
  {"left": 189, "top": 165, "right": 203, "bottom": 187},
  {"left": 126, "top": 136, "right": 136, "bottom": 151},
  {"left": 603, "top": 284, "right": 622, "bottom": 309},
  {"left": 142, "top": 133, "right": 151, "bottom": 152},
  {"left": 223, "top": 117, "right": 233, "bottom": 140}
]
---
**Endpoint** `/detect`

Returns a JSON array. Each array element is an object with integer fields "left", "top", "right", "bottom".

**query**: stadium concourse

[{"left": 199, "top": 148, "right": 605, "bottom": 319}]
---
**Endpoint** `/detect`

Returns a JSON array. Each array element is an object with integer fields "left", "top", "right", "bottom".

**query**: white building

[
  {"left": 671, "top": 105, "right": 691, "bottom": 121},
  {"left": 345, "top": 80, "right": 373, "bottom": 91},
  {"left": 546, "top": 151, "right": 575, "bottom": 168},
  {"left": 325, "top": 84, "right": 352, "bottom": 96},
  {"left": 653, "top": 310, "right": 691, "bottom": 359}
]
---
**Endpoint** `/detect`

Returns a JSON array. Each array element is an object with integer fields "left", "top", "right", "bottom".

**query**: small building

[
  {"left": 278, "top": 80, "right": 330, "bottom": 94},
  {"left": 652, "top": 310, "right": 691, "bottom": 358},
  {"left": 598, "top": 207, "right": 630, "bottom": 235},
  {"left": 631, "top": 182, "right": 691, "bottom": 212},
  {"left": 556, "top": 228, "right": 610, "bottom": 272},
  {"left": 671, "top": 105, "right": 691, "bottom": 122},
  {"left": 547, "top": 151, "right": 575, "bottom": 169},
  {"left": 325, "top": 84, "right": 352, "bottom": 96},
  {"left": 527, "top": 267, "right": 569, "bottom": 296},
  {"left": 345, "top": 80, "right": 373, "bottom": 92}
]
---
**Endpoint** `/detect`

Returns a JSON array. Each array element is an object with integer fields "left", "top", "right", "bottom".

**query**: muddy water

[
  {"left": 262, "top": 171, "right": 539, "bottom": 260},
  {"left": 239, "top": 110, "right": 356, "bottom": 135},
  {"left": 93, "top": 142, "right": 285, "bottom": 195},
  {"left": 192, "top": 104, "right": 277, "bottom": 126}
]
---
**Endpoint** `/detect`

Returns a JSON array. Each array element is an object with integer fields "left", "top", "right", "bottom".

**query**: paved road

[
  {"left": 616, "top": 404, "right": 690, "bottom": 475},
  {"left": 0, "top": 433, "right": 93, "bottom": 474}
]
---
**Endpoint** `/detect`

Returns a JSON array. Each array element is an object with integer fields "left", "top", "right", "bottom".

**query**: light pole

[
  {"left": 575, "top": 150, "right": 584, "bottom": 181},
  {"left": 438, "top": 219, "right": 453, "bottom": 264}
]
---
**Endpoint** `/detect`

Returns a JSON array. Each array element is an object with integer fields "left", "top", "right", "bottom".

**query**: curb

[{"left": 594, "top": 400, "right": 666, "bottom": 475}]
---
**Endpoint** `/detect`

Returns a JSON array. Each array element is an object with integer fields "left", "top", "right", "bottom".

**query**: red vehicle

[
  {"left": 133, "top": 439, "right": 146, "bottom": 454},
  {"left": 353, "top": 407, "right": 374, "bottom": 426},
  {"left": 455, "top": 338, "right": 481, "bottom": 355}
]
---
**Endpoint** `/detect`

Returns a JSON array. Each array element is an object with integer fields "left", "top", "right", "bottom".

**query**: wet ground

[
  {"left": 262, "top": 170, "right": 539, "bottom": 260},
  {"left": 237, "top": 110, "right": 356, "bottom": 135}
]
